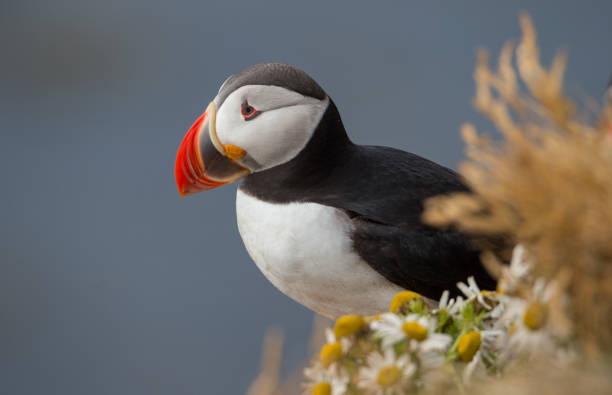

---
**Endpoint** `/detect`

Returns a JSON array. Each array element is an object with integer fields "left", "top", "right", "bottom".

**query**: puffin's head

[{"left": 175, "top": 63, "right": 329, "bottom": 197}]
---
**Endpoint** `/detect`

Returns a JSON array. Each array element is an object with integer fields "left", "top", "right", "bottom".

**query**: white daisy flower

[
  {"left": 370, "top": 314, "right": 407, "bottom": 349},
  {"left": 437, "top": 290, "right": 450, "bottom": 310},
  {"left": 459, "top": 329, "right": 505, "bottom": 383},
  {"left": 496, "top": 287, "right": 556, "bottom": 366},
  {"left": 435, "top": 290, "right": 466, "bottom": 315},
  {"left": 303, "top": 362, "right": 349, "bottom": 395},
  {"left": 318, "top": 329, "right": 352, "bottom": 368},
  {"left": 357, "top": 349, "right": 416, "bottom": 394},
  {"left": 493, "top": 276, "right": 569, "bottom": 371},
  {"left": 325, "top": 328, "right": 352, "bottom": 350},
  {"left": 457, "top": 276, "right": 492, "bottom": 309},
  {"left": 483, "top": 297, "right": 505, "bottom": 322},
  {"left": 371, "top": 313, "right": 452, "bottom": 357},
  {"left": 498, "top": 244, "right": 533, "bottom": 294}
]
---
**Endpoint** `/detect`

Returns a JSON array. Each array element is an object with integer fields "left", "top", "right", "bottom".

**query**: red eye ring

[{"left": 241, "top": 101, "right": 260, "bottom": 120}]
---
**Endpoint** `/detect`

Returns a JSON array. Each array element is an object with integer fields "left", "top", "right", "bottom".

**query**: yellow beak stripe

[{"left": 224, "top": 144, "right": 247, "bottom": 159}]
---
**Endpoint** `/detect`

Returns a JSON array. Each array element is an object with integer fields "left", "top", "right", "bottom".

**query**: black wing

[
  {"left": 350, "top": 218, "right": 496, "bottom": 298},
  {"left": 310, "top": 145, "right": 470, "bottom": 227},
  {"left": 313, "top": 146, "right": 497, "bottom": 298}
]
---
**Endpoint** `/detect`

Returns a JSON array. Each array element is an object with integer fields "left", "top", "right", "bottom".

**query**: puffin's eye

[{"left": 241, "top": 101, "right": 260, "bottom": 121}]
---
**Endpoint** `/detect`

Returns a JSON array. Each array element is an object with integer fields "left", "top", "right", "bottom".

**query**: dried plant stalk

[
  {"left": 423, "top": 13, "right": 612, "bottom": 355},
  {"left": 246, "top": 328, "right": 284, "bottom": 395}
]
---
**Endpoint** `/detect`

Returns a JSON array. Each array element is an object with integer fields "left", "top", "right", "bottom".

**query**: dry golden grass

[
  {"left": 422, "top": 359, "right": 612, "bottom": 395},
  {"left": 247, "top": 316, "right": 332, "bottom": 395},
  {"left": 246, "top": 327, "right": 284, "bottom": 395},
  {"left": 423, "top": 12, "right": 612, "bottom": 357}
]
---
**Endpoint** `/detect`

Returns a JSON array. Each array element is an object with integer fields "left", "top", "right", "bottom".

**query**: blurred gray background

[{"left": 1, "top": 1, "right": 611, "bottom": 394}]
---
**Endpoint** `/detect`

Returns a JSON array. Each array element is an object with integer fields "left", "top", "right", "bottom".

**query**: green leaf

[
  {"left": 408, "top": 299, "right": 424, "bottom": 314},
  {"left": 437, "top": 309, "right": 450, "bottom": 331},
  {"left": 462, "top": 301, "right": 476, "bottom": 328}
]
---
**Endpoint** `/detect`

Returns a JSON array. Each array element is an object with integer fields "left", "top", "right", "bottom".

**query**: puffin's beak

[{"left": 175, "top": 101, "right": 250, "bottom": 197}]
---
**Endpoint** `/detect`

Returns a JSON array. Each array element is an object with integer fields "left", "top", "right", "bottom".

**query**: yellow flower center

[
  {"left": 377, "top": 365, "right": 402, "bottom": 388},
  {"left": 334, "top": 315, "right": 365, "bottom": 338},
  {"left": 389, "top": 291, "right": 421, "bottom": 313},
  {"left": 312, "top": 381, "right": 331, "bottom": 395},
  {"left": 523, "top": 301, "right": 547, "bottom": 330},
  {"left": 402, "top": 321, "right": 428, "bottom": 341},
  {"left": 320, "top": 342, "right": 343, "bottom": 368},
  {"left": 458, "top": 331, "right": 481, "bottom": 362}
]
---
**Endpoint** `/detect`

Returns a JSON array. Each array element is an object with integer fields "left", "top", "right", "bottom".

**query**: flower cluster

[{"left": 303, "top": 246, "right": 575, "bottom": 395}]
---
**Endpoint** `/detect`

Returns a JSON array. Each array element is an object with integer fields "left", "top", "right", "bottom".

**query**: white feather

[{"left": 236, "top": 189, "right": 404, "bottom": 318}]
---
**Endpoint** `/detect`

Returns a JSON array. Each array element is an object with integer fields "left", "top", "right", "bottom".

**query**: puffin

[{"left": 174, "top": 63, "right": 496, "bottom": 318}]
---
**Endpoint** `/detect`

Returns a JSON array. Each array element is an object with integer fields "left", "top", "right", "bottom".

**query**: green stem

[{"left": 452, "top": 363, "right": 467, "bottom": 395}]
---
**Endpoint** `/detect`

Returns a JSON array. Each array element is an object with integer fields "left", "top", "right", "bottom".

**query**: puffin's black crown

[{"left": 216, "top": 63, "right": 327, "bottom": 106}]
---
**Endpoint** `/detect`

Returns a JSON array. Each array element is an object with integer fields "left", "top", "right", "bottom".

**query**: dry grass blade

[
  {"left": 422, "top": 13, "right": 612, "bottom": 355},
  {"left": 246, "top": 328, "right": 284, "bottom": 395}
]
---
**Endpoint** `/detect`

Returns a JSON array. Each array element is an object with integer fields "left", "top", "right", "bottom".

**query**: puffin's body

[{"left": 175, "top": 63, "right": 496, "bottom": 318}]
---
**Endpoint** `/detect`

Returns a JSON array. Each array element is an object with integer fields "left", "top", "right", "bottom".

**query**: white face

[{"left": 213, "top": 85, "right": 329, "bottom": 172}]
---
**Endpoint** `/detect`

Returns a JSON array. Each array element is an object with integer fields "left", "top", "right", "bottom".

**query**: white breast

[{"left": 236, "top": 189, "right": 404, "bottom": 318}]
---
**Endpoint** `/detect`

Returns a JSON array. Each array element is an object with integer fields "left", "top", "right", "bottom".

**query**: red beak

[
  {"left": 175, "top": 110, "right": 222, "bottom": 197},
  {"left": 174, "top": 102, "right": 250, "bottom": 197}
]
